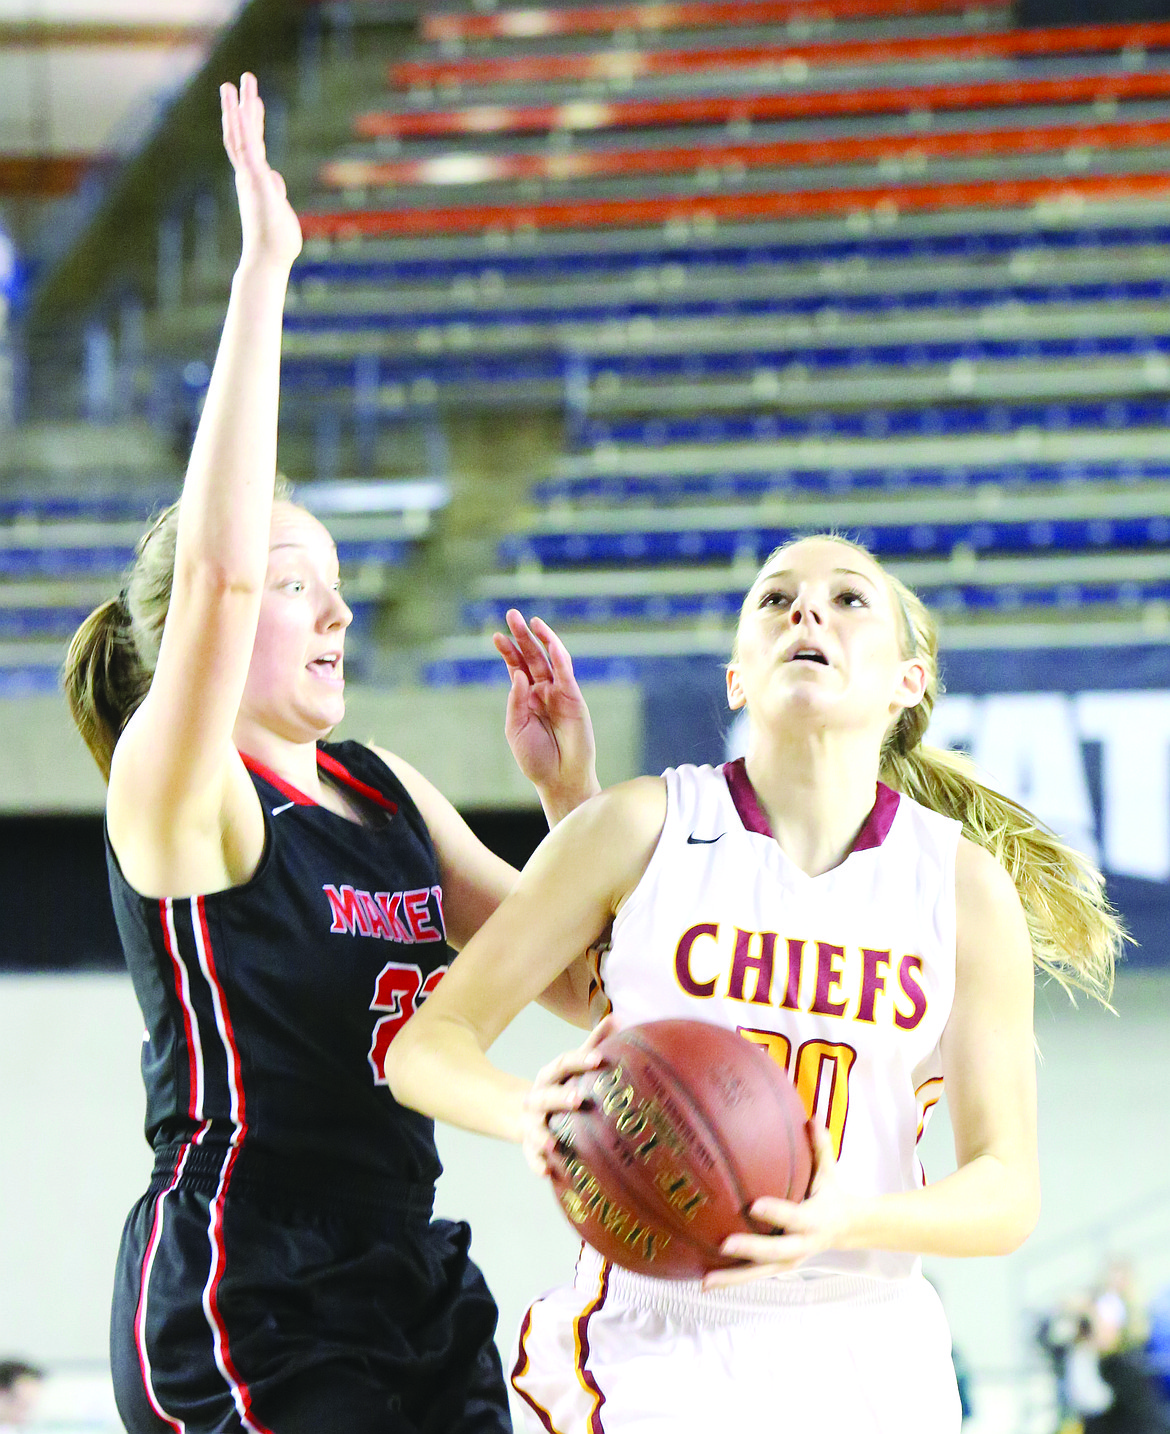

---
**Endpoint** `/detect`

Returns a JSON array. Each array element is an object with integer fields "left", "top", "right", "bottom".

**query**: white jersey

[{"left": 597, "top": 759, "right": 961, "bottom": 1283}]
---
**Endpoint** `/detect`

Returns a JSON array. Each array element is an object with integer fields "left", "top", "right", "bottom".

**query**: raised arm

[
  {"left": 494, "top": 608, "right": 601, "bottom": 824},
  {"left": 107, "top": 75, "right": 302, "bottom": 893},
  {"left": 383, "top": 777, "right": 666, "bottom": 1137}
]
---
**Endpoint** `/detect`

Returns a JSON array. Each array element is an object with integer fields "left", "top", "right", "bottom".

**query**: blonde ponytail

[
  {"left": 63, "top": 498, "right": 180, "bottom": 780},
  {"left": 882, "top": 741, "right": 1120, "bottom": 1003},
  {"left": 63, "top": 595, "right": 151, "bottom": 780},
  {"left": 879, "top": 565, "right": 1121, "bottom": 1004}
]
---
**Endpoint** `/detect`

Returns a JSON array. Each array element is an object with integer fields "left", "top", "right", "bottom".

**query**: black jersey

[{"left": 107, "top": 740, "right": 449, "bottom": 1186}]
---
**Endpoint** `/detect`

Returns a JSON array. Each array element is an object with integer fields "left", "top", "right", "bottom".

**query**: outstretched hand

[
  {"left": 496, "top": 610, "right": 599, "bottom": 816},
  {"left": 220, "top": 72, "right": 302, "bottom": 272}
]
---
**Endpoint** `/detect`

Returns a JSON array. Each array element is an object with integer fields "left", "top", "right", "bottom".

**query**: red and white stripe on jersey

[
  {"left": 134, "top": 1137, "right": 201, "bottom": 1434},
  {"left": 136, "top": 896, "right": 272, "bottom": 1434}
]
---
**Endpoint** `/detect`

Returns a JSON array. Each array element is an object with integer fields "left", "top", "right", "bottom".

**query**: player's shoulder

[
  {"left": 954, "top": 836, "right": 1025, "bottom": 922},
  {"left": 572, "top": 774, "right": 667, "bottom": 833}
]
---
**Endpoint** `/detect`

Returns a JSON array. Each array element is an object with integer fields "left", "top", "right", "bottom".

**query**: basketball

[{"left": 546, "top": 1019, "right": 814, "bottom": 1280}]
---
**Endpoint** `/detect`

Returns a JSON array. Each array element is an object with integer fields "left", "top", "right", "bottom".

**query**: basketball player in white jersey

[{"left": 386, "top": 534, "right": 1121, "bottom": 1433}]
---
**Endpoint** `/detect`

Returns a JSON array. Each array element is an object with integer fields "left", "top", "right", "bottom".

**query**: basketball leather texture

[{"left": 547, "top": 1019, "right": 814, "bottom": 1280}]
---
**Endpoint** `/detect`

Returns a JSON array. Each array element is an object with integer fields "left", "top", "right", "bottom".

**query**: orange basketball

[{"left": 546, "top": 1019, "right": 814, "bottom": 1280}]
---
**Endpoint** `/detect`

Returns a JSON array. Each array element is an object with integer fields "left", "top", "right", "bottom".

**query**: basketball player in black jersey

[{"left": 64, "top": 75, "right": 600, "bottom": 1434}]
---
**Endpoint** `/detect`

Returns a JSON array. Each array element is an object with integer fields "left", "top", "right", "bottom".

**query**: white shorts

[{"left": 510, "top": 1245, "right": 961, "bottom": 1434}]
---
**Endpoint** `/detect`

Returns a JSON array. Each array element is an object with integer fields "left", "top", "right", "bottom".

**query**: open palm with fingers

[
  {"left": 220, "top": 72, "right": 302, "bottom": 271},
  {"left": 496, "top": 610, "right": 597, "bottom": 802}
]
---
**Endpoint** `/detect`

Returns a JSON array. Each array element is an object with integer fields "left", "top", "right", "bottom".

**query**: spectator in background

[
  {"left": 0, "top": 1361, "right": 44, "bottom": 1429},
  {"left": 1039, "top": 1295, "right": 1113, "bottom": 1433},
  {"left": 1084, "top": 1261, "right": 1170, "bottom": 1434}
]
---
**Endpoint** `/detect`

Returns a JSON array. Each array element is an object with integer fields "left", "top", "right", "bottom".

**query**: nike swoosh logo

[
  {"left": 271, "top": 801, "right": 296, "bottom": 817},
  {"left": 686, "top": 833, "right": 724, "bottom": 844}
]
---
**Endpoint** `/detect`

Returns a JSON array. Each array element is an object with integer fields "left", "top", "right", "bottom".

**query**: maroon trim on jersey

[
  {"left": 509, "top": 1304, "right": 561, "bottom": 1434},
  {"left": 576, "top": 1260, "right": 612, "bottom": 1433},
  {"left": 317, "top": 749, "right": 399, "bottom": 814},
  {"left": 721, "top": 757, "right": 900, "bottom": 850},
  {"left": 238, "top": 752, "right": 316, "bottom": 806},
  {"left": 238, "top": 749, "right": 399, "bottom": 814},
  {"left": 852, "top": 781, "right": 900, "bottom": 850}
]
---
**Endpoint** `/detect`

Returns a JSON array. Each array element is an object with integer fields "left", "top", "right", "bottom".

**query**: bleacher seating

[
  {"left": 21, "top": 0, "right": 1170, "bottom": 691},
  {"left": 283, "top": 1, "right": 1166, "bottom": 682}
]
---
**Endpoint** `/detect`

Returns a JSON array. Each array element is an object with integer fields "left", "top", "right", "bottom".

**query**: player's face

[
  {"left": 237, "top": 503, "right": 353, "bottom": 742},
  {"left": 727, "top": 538, "right": 924, "bottom": 737}
]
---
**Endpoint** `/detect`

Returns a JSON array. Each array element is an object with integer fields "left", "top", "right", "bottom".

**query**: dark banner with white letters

[{"left": 640, "top": 647, "right": 1170, "bottom": 968}]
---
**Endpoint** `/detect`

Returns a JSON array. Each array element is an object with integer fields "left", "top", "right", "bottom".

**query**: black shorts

[{"left": 111, "top": 1143, "right": 510, "bottom": 1434}]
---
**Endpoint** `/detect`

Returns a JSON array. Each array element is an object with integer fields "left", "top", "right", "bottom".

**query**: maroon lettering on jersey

[
  {"left": 894, "top": 954, "right": 928, "bottom": 1030},
  {"left": 728, "top": 927, "right": 775, "bottom": 1005},
  {"left": 323, "top": 884, "right": 446, "bottom": 945},
  {"left": 856, "top": 948, "right": 892, "bottom": 1024},
  {"left": 810, "top": 941, "right": 848, "bottom": 1018},
  {"left": 674, "top": 923, "right": 719, "bottom": 998},
  {"left": 780, "top": 938, "right": 804, "bottom": 1010}
]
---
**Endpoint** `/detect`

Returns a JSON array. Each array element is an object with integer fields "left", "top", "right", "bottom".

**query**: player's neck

[{"left": 743, "top": 733, "right": 882, "bottom": 876}]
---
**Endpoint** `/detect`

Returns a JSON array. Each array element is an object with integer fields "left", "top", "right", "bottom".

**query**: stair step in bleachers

[
  {"left": 293, "top": 212, "right": 1170, "bottom": 289},
  {"left": 282, "top": 278, "right": 1170, "bottom": 335},
  {"left": 574, "top": 400, "right": 1170, "bottom": 448},
  {"left": 322, "top": 113, "right": 1170, "bottom": 195},
  {"left": 392, "top": 22, "right": 1170, "bottom": 94},
  {"left": 531, "top": 457, "right": 1170, "bottom": 505},
  {"left": 497, "top": 482, "right": 1170, "bottom": 566},
  {"left": 419, "top": 1, "right": 1015, "bottom": 44}
]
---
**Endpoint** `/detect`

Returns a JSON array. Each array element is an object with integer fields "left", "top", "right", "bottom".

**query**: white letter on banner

[
  {"left": 970, "top": 695, "right": 1099, "bottom": 865},
  {"left": 1074, "top": 692, "right": 1170, "bottom": 881}
]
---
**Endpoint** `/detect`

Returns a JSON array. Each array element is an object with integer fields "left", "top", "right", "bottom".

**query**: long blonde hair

[
  {"left": 744, "top": 535, "right": 1122, "bottom": 1004},
  {"left": 64, "top": 479, "right": 294, "bottom": 780}
]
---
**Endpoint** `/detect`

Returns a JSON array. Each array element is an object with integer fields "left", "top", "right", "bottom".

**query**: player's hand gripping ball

[{"left": 546, "top": 1020, "right": 813, "bottom": 1279}]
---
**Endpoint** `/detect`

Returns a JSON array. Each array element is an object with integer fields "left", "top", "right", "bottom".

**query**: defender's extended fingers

[
  {"left": 528, "top": 615, "right": 578, "bottom": 685},
  {"left": 504, "top": 609, "right": 554, "bottom": 683},
  {"left": 220, "top": 82, "right": 242, "bottom": 160},
  {"left": 492, "top": 629, "right": 525, "bottom": 672}
]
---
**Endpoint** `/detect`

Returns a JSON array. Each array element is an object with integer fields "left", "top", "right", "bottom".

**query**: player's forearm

[
  {"left": 176, "top": 262, "right": 290, "bottom": 585},
  {"left": 537, "top": 772, "right": 602, "bottom": 828},
  {"left": 845, "top": 1155, "right": 1040, "bottom": 1257},
  {"left": 386, "top": 1012, "right": 529, "bottom": 1144}
]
